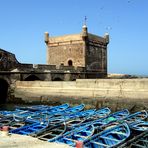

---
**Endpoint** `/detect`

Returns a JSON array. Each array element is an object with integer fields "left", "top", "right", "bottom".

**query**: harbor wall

[{"left": 13, "top": 79, "right": 148, "bottom": 111}]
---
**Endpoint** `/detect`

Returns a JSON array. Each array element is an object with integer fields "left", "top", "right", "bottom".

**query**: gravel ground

[{"left": 0, "top": 131, "right": 71, "bottom": 148}]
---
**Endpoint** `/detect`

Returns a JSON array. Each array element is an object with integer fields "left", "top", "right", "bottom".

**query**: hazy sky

[{"left": 0, "top": 0, "right": 148, "bottom": 75}]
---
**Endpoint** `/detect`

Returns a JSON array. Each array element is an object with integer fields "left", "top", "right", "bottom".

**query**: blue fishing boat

[
  {"left": 15, "top": 103, "right": 69, "bottom": 114},
  {"left": 84, "top": 123, "right": 130, "bottom": 148},
  {"left": 71, "top": 109, "right": 96, "bottom": 119},
  {"left": 9, "top": 120, "right": 49, "bottom": 135},
  {"left": 50, "top": 124, "right": 95, "bottom": 147},
  {"left": 66, "top": 118, "right": 84, "bottom": 129},
  {"left": 0, "top": 109, "right": 25, "bottom": 117},
  {"left": 8, "top": 119, "right": 36, "bottom": 131},
  {"left": 31, "top": 109, "right": 92, "bottom": 134},
  {"left": 25, "top": 113, "right": 52, "bottom": 123},
  {"left": 13, "top": 110, "right": 40, "bottom": 122},
  {"left": 33, "top": 109, "right": 100, "bottom": 142},
  {"left": 83, "top": 107, "right": 111, "bottom": 123},
  {"left": 53, "top": 109, "right": 96, "bottom": 121},
  {"left": 54, "top": 104, "right": 85, "bottom": 116},
  {"left": 67, "top": 108, "right": 111, "bottom": 129},
  {"left": 122, "top": 110, "right": 148, "bottom": 125},
  {"left": 10, "top": 113, "right": 69, "bottom": 136},
  {"left": 36, "top": 121, "right": 67, "bottom": 141},
  {"left": 0, "top": 116, "right": 14, "bottom": 128},
  {"left": 83, "top": 109, "right": 129, "bottom": 129},
  {"left": 16, "top": 105, "right": 50, "bottom": 111},
  {"left": 46, "top": 103, "right": 69, "bottom": 114},
  {"left": 119, "top": 130, "right": 148, "bottom": 148},
  {"left": 0, "top": 115, "right": 38, "bottom": 132},
  {"left": 129, "top": 120, "right": 148, "bottom": 132},
  {"left": 12, "top": 103, "right": 69, "bottom": 122},
  {"left": 94, "top": 107, "right": 111, "bottom": 119}
]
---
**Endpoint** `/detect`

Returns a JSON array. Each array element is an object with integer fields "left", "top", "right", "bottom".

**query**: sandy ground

[{"left": 0, "top": 131, "right": 71, "bottom": 148}]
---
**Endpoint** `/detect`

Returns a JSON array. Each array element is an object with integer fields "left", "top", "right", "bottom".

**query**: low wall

[{"left": 13, "top": 79, "right": 148, "bottom": 111}]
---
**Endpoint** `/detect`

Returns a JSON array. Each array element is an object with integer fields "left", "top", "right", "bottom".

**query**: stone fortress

[
  {"left": 45, "top": 24, "right": 109, "bottom": 78},
  {"left": 0, "top": 24, "right": 109, "bottom": 103},
  {"left": 0, "top": 24, "right": 148, "bottom": 111},
  {"left": 0, "top": 24, "right": 109, "bottom": 82}
]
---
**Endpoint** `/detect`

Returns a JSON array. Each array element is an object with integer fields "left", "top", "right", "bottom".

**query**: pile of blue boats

[{"left": 0, "top": 103, "right": 148, "bottom": 148}]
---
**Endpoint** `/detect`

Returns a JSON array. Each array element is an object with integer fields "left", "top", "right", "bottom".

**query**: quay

[
  {"left": 0, "top": 132, "right": 71, "bottom": 148},
  {"left": 14, "top": 78, "right": 148, "bottom": 111}
]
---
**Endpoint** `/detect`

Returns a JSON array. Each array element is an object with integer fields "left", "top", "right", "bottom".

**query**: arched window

[
  {"left": 53, "top": 77, "right": 63, "bottom": 81},
  {"left": 68, "top": 60, "right": 73, "bottom": 66},
  {"left": 24, "top": 75, "right": 41, "bottom": 81}
]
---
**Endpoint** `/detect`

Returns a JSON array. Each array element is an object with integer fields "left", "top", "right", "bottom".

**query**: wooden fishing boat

[
  {"left": 51, "top": 124, "right": 95, "bottom": 147},
  {"left": 54, "top": 104, "right": 85, "bottom": 116},
  {"left": 83, "top": 107, "right": 111, "bottom": 123},
  {"left": 84, "top": 123, "right": 130, "bottom": 148},
  {"left": 129, "top": 120, "right": 148, "bottom": 132},
  {"left": 0, "top": 115, "right": 36, "bottom": 132},
  {"left": 119, "top": 130, "right": 148, "bottom": 148},
  {"left": 15, "top": 103, "right": 69, "bottom": 115},
  {"left": 36, "top": 120, "right": 67, "bottom": 141},
  {"left": 0, "top": 109, "right": 42, "bottom": 122},
  {"left": 12, "top": 104, "right": 69, "bottom": 122},
  {"left": 12, "top": 110, "right": 40, "bottom": 121},
  {"left": 0, "top": 116, "right": 14, "bottom": 127},
  {"left": 67, "top": 108, "right": 111, "bottom": 129},
  {"left": 83, "top": 109, "right": 129, "bottom": 129},
  {"left": 33, "top": 111, "right": 96, "bottom": 144},
  {"left": 8, "top": 119, "right": 36, "bottom": 130},
  {"left": 33, "top": 109, "right": 93, "bottom": 134},
  {"left": 46, "top": 103, "right": 69, "bottom": 114},
  {"left": 66, "top": 118, "right": 84, "bottom": 129},
  {"left": 31, "top": 110, "right": 92, "bottom": 140},
  {"left": 25, "top": 113, "right": 52, "bottom": 124},
  {"left": 129, "top": 131, "right": 148, "bottom": 148},
  {"left": 71, "top": 109, "right": 96, "bottom": 119},
  {"left": 16, "top": 105, "right": 50, "bottom": 111},
  {"left": 0, "top": 109, "right": 25, "bottom": 117},
  {"left": 9, "top": 119, "right": 49, "bottom": 135},
  {"left": 52, "top": 109, "right": 96, "bottom": 122},
  {"left": 94, "top": 107, "right": 111, "bottom": 119},
  {"left": 122, "top": 110, "right": 148, "bottom": 125}
]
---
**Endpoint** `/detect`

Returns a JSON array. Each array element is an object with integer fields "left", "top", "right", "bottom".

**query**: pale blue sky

[{"left": 0, "top": 0, "right": 148, "bottom": 75}]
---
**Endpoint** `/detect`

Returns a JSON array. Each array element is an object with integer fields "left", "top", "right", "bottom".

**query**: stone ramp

[{"left": 0, "top": 132, "right": 71, "bottom": 148}]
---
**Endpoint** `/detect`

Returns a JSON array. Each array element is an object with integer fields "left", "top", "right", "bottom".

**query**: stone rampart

[{"left": 14, "top": 79, "right": 148, "bottom": 111}]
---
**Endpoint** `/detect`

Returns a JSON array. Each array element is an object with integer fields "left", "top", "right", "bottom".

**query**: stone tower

[{"left": 45, "top": 25, "right": 109, "bottom": 78}]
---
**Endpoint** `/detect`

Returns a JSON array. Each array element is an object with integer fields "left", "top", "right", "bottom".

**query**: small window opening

[{"left": 68, "top": 60, "right": 73, "bottom": 66}]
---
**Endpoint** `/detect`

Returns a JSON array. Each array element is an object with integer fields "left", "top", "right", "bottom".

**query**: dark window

[{"left": 68, "top": 60, "right": 73, "bottom": 66}]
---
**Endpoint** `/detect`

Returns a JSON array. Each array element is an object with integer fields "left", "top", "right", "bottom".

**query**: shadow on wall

[{"left": 0, "top": 79, "right": 8, "bottom": 104}]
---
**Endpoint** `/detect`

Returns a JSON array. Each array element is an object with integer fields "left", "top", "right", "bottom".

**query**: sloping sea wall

[{"left": 13, "top": 79, "right": 148, "bottom": 111}]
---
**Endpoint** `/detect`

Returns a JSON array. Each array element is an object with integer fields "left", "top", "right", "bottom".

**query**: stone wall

[
  {"left": 0, "top": 48, "right": 19, "bottom": 71},
  {"left": 86, "top": 34, "right": 108, "bottom": 73},
  {"left": 48, "top": 43, "right": 85, "bottom": 67},
  {"left": 13, "top": 79, "right": 148, "bottom": 111},
  {"left": 46, "top": 34, "right": 85, "bottom": 67}
]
